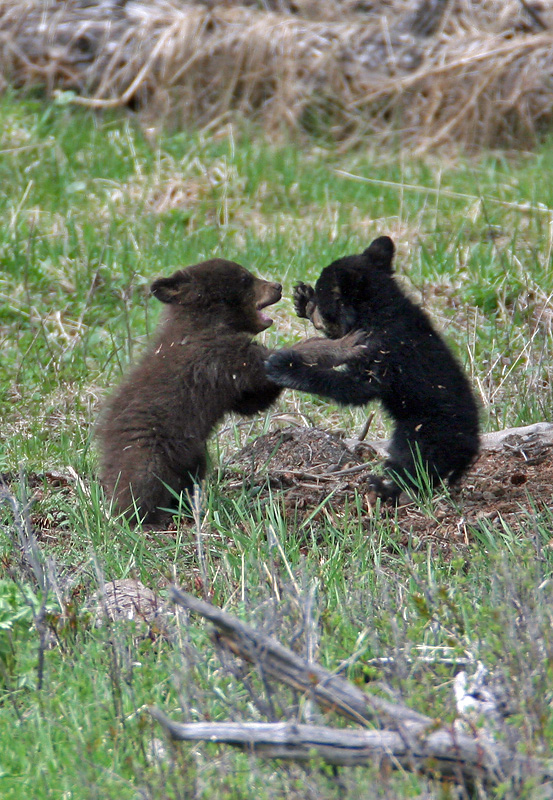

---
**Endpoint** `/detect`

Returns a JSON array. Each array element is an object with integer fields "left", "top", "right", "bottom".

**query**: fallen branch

[
  {"left": 157, "top": 590, "right": 553, "bottom": 787},
  {"left": 364, "top": 421, "right": 553, "bottom": 458},
  {"left": 257, "top": 463, "right": 371, "bottom": 482},
  {"left": 149, "top": 712, "right": 549, "bottom": 784},
  {"left": 170, "top": 587, "right": 429, "bottom": 728}
]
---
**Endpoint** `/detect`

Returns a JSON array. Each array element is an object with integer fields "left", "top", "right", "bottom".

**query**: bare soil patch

[{"left": 226, "top": 425, "right": 553, "bottom": 555}]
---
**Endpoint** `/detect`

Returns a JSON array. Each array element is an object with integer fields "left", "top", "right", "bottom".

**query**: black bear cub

[
  {"left": 265, "top": 236, "right": 480, "bottom": 501},
  {"left": 97, "top": 259, "right": 283, "bottom": 523}
]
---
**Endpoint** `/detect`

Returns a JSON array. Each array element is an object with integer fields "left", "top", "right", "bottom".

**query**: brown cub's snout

[
  {"left": 256, "top": 280, "right": 282, "bottom": 307},
  {"left": 254, "top": 279, "right": 282, "bottom": 331}
]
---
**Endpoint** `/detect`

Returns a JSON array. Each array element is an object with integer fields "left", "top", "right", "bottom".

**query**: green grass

[{"left": 2, "top": 92, "right": 553, "bottom": 798}]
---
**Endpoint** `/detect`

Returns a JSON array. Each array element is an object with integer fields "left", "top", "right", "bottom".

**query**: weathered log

[
  {"left": 170, "top": 587, "right": 429, "bottom": 728},
  {"left": 363, "top": 421, "right": 553, "bottom": 458},
  {"left": 155, "top": 590, "right": 553, "bottom": 787},
  {"left": 479, "top": 422, "right": 553, "bottom": 451},
  {"left": 149, "top": 712, "right": 550, "bottom": 784}
]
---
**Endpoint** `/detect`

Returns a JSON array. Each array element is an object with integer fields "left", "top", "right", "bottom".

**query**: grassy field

[{"left": 1, "top": 92, "right": 553, "bottom": 799}]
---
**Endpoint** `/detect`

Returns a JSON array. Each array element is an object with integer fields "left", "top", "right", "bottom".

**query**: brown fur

[
  {"left": 278, "top": 331, "right": 367, "bottom": 367},
  {"left": 96, "top": 258, "right": 283, "bottom": 523}
]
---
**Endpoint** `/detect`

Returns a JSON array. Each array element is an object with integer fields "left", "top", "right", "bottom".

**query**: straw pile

[{"left": 1, "top": 0, "right": 552, "bottom": 149}]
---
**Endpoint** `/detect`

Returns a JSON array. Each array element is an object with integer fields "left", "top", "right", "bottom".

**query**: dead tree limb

[
  {"left": 170, "top": 587, "right": 429, "bottom": 728},
  {"left": 162, "top": 589, "right": 553, "bottom": 787},
  {"left": 149, "top": 711, "right": 553, "bottom": 785}
]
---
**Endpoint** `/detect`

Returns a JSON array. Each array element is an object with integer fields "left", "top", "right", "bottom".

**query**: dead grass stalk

[{"left": 2, "top": 0, "right": 553, "bottom": 149}]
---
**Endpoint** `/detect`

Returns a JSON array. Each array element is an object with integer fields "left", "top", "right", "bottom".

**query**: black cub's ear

[
  {"left": 150, "top": 271, "right": 191, "bottom": 304},
  {"left": 363, "top": 236, "right": 395, "bottom": 273}
]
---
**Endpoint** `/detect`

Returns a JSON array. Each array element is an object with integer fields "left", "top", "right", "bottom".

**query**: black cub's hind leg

[
  {"left": 365, "top": 474, "right": 403, "bottom": 503},
  {"left": 365, "top": 465, "right": 430, "bottom": 505},
  {"left": 365, "top": 429, "right": 439, "bottom": 504}
]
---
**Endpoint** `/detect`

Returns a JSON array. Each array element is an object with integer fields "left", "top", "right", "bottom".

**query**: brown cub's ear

[
  {"left": 150, "top": 271, "right": 191, "bottom": 304},
  {"left": 363, "top": 236, "right": 395, "bottom": 273}
]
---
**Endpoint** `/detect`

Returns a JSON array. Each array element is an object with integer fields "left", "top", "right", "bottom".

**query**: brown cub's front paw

[
  {"left": 336, "top": 330, "right": 368, "bottom": 361},
  {"left": 293, "top": 283, "right": 315, "bottom": 320},
  {"left": 289, "top": 331, "right": 367, "bottom": 369}
]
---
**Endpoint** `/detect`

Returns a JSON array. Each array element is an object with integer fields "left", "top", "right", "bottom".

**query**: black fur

[{"left": 265, "top": 237, "right": 480, "bottom": 501}]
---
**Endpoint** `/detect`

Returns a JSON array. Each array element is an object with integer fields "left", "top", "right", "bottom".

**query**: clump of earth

[{"left": 225, "top": 424, "right": 553, "bottom": 555}]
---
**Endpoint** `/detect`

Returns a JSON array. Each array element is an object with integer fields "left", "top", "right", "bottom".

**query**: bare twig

[
  {"left": 191, "top": 485, "right": 209, "bottom": 601},
  {"left": 356, "top": 411, "right": 375, "bottom": 443},
  {"left": 263, "top": 464, "right": 369, "bottom": 482},
  {"left": 335, "top": 170, "right": 553, "bottom": 218}
]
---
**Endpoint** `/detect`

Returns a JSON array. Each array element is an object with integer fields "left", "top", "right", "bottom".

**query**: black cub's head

[
  {"left": 311, "top": 236, "right": 395, "bottom": 338},
  {"left": 151, "top": 258, "right": 282, "bottom": 334}
]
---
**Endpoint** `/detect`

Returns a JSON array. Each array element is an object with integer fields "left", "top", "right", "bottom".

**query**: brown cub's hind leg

[{"left": 107, "top": 446, "right": 206, "bottom": 524}]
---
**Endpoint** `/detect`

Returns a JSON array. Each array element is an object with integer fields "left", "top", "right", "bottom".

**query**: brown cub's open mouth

[{"left": 256, "top": 287, "right": 281, "bottom": 328}]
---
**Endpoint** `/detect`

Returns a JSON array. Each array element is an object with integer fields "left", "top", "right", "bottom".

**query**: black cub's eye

[{"left": 240, "top": 272, "right": 253, "bottom": 287}]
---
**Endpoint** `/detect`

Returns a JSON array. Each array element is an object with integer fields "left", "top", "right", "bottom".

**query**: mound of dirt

[
  {"left": 228, "top": 425, "right": 377, "bottom": 479},
  {"left": 226, "top": 425, "right": 553, "bottom": 555},
  {"left": 226, "top": 425, "right": 377, "bottom": 513}
]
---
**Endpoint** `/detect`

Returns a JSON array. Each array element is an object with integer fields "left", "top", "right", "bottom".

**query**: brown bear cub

[
  {"left": 265, "top": 237, "right": 480, "bottom": 502},
  {"left": 96, "top": 258, "right": 284, "bottom": 523}
]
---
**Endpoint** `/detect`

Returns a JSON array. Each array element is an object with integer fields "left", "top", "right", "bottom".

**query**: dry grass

[{"left": 2, "top": 0, "right": 553, "bottom": 149}]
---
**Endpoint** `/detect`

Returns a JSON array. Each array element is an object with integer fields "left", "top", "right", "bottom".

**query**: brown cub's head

[{"left": 151, "top": 259, "right": 282, "bottom": 333}]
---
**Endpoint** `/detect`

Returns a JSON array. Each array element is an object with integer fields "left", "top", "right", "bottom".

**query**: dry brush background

[{"left": 2, "top": 0, "right": 553, "bottom": 150}]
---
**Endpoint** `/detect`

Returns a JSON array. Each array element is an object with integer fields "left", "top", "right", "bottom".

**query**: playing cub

[{"left": 265, "top": 237, "right": 480, "bottom": 501}]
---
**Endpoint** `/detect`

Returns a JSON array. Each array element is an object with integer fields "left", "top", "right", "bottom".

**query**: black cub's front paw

[
  {"left": 293, "top": 283, "right": 315, "bottom": 320},
  {"left": 264, "top": 351, "right": 296, "bottom": 386}
]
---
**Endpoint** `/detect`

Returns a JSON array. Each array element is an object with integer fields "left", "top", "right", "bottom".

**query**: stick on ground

[{"left": 152, "top": 589, "right": 553, "bottom": 788}]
